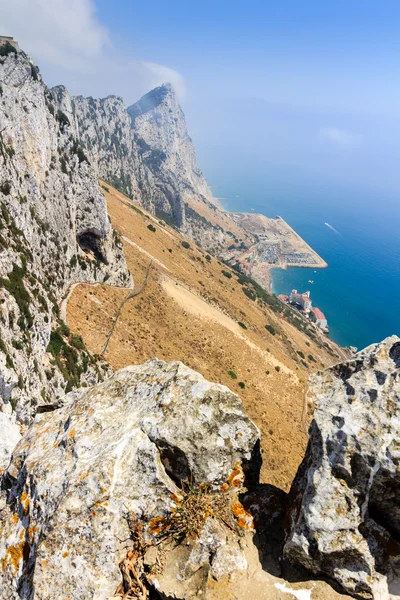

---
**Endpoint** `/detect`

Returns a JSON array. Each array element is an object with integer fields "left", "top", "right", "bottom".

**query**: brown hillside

[{"left": 67, "top": 182, "right": 345, "bottom": 490}]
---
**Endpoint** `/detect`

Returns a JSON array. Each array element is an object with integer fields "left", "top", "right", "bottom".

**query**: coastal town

[
  {"left": 278, "top": 289, "right": 329, "bottom": 333},
  {"left": 220, "top": 212, "right": 327, "bottom": 290},
  {"left": 218, "top": 212, "right": 331, "bottom": 336}
]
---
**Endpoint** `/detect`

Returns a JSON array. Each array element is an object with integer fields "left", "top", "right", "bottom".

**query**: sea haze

[{"left": 197, "top": 154, "right": 400, "bottom": 351}]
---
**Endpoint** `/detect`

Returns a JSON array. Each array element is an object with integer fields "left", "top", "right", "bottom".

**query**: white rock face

[
  {"left": 0, "top": 47, "right": 132, "bottom": 420},
  {"left": 129, "top": 85, "right": 233, "bottom": 251},
  {"left": 128, "top": 83, "right": 214, "bottom": 207},
  {"left": 54, "top": 79, "right": 235, "bottom": 252},
  {"left": 284, "top": 336, "right": 400, "bottom": 599},
  {"left": 0, "top": 359, "right": 260, "bottom": 599},
  {"left": 0, "top": 413, "right": 20, "bottom": 472},
  {"left": 52, "top": 87, "right": 155, "bottom": 210}
]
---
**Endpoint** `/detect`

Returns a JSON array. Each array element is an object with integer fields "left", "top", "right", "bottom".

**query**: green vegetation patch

[{"left": 0, "top": 260, "right": 33, "bottom": 329}]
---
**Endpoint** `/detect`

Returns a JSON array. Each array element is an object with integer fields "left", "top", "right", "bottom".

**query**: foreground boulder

[
  {"left": 284, "top": 336, "right": 400, "bottom": 599},
  {"left": 0, "top": 359, "right": 260, "bottom": 599}
]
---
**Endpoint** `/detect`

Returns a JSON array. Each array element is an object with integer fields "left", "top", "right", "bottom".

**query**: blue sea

[{"left": 198, "top": 158, "right": 400, "bottom": 351}]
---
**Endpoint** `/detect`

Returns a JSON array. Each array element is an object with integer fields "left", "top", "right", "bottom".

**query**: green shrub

[
  {"left": 46, "top": 330, "right": 64, "bottom": 357},
  {"left": 181, "top": 241, "right": 190, "bottom": 249},
  {"left": 265, "top": 324, "right": 276, "bottom": 336},
  {"left": 275, "top": 366, "right": 280, "bottom": 372},
  {"left": 205, "top": 254, "right": 211, "bottom": 262},
  {"left": 70, "top": 334, "right": 85, "bottom": 350},
  {"left": 58, "top": 321, "right": 70, "bottom": 337},
  {"left": 147, "top": 224, "right": 156, "bottom": 233},
  {"left": 228, "top": 370, "right": 237, "bottom": 379},
  {"left": 243, "top": 287, "right": 256, "bottom": 301},
  {"left": 238, "top": 322, "right": 247, "bottom": 329},
  {"left": 238, "top": 381, "right": 245, "bottom": 389},
  {"left": 0, "top": 42, "right": 17, "bottom": 57},
  {"left": 297, "top": 350, "right": 305, "bottom": 359},
  {"left": 0, "top": 262, "right": 33, "bottom": 329},
  {"left": 221, "top": 270, "right": 232, "bottom": 279}
]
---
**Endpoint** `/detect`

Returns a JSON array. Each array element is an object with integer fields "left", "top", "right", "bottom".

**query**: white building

[
  {"left": 311, "top": 307, "right": 328, "bottom": 330},
  {"left": 289, "top": 289, "right": 312, "bottom": 312}
]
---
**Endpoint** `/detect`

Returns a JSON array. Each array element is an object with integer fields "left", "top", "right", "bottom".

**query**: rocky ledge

[
  {"left": 284, "top": 336, "right": 400, "bottom": 599},
  {"left": 0, "top": 339, "right": 399, "bottom": 599},
  {"left": 0, "top": 359, "right": 260, "bottom": 599}
]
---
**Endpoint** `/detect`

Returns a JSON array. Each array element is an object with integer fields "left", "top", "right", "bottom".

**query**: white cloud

[
  {"left": 136, "top": 61, "right": 187, "bottom": 102},
  {"left": 319, "top": 127, "right": 359, "bottom": 147},
  {"left": 0, "top": 0, "right": 186, "bottom": 101}
]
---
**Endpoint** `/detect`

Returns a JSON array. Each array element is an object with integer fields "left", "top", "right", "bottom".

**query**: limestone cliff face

[
  {"left": 129, "top": 84, "right": 234, "bottom": 251},
  {"left": 0, "top": 47, "right": 131, "bottom": 422},
  {"left": 128, "top": 84, "right": 214, "bottom": 212},
  {"left": 52, "top": 87, "right": 155, "bottom": 211},
  {"left": 54, "top": 81, "right": 234, "bottom": 252}
]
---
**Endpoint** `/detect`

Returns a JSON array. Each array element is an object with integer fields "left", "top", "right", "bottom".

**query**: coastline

[{"left": 221, "top": 211, "right": 327, "bottom": 294}]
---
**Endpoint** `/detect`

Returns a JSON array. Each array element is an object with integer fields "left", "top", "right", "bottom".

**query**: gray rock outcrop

[
  {"left": 284, "top": 336, "right": 400, "bottom": 599},
  {"left": 0, "top": 47, "right": 132, "bottom": 420},
  {"left": 0, "top": 412, "right": 20, "bottom": 472},
  {"left": 0, "top": 359, "right": 260, "bottom": 599}
]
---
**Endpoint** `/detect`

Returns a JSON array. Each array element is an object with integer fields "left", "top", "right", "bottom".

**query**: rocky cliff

[
  {"left": 285, "top": 336, "right": 400, "bottom": 599},
  {"left": 0, "top": 359, "right": 260, "bottom": 599},
  {"left": 52, "top": 81, "right": 237, "bottom": 253},
  {"left": 0, "top": 45, "right": 131, "bottom": 422},
  {"left": 1, "top": 340, "right": 399, "bottom": 599}
]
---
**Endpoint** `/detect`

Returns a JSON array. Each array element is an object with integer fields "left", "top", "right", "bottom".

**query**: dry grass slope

[{"left": 67, "top": 182, "right": 345, "bottom": 490}]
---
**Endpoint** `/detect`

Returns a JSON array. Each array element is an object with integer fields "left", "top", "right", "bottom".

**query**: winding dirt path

[{"left": 101, "top": 262, "right": 152, "bottom": 356}]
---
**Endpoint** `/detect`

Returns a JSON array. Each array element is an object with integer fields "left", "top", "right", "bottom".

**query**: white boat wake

[{"left": 324, "top": 222, "right": 342, "bottom": 236}]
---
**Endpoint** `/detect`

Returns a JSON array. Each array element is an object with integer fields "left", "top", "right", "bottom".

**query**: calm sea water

[{"left": 199, "top": 157, "right": 400, "bottom": 350}]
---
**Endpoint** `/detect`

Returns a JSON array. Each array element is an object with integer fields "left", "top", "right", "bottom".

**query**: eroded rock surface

[
  {"left": 284, "top": 336, "right": 400, "bottom": 599},
  {"left": 0, "top": 412, "right": 20, "bottom": 472},
  {"left": 0, "top": 47, "right": 131, "bottom": 419},
  {"left": 0, "top": 359, "right": 260, "bottom": 599}
]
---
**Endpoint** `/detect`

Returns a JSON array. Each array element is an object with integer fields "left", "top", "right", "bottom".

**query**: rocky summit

[
  {"left": 0, "top": 359, "right": 259, "bottom": 599},
  {"left": 284, "top": 336, "right": 400, "bottom": 599},
  {"left": 53, "top": 81, "right": 234, "bottom": 252}
]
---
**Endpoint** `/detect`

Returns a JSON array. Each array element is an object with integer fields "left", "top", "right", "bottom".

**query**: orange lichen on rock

[
  {"left": 20, "top": 491, "right": 30, "bottom": 516},
  {"left": 227, "top": 462, "right": 245, "bottom": 488},
  {"left": 170, "top": 493, "right": 183, "bottom": 504},
  {"left": 3, "top": 542, "right": 27, "bottom": 573},
  {"left": 149, "top": 516, "right": 169, "bottom": 536},
  {"left": 232, "top": 501, "right": 254, "bottom": 530}
]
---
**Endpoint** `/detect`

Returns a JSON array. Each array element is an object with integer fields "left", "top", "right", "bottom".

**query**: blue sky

[
  {"left": 95, "top": 0, "right": 400, "bottom": 115},
  {"left": 2, "top": 0, "right": 400, "bottom": 195}
]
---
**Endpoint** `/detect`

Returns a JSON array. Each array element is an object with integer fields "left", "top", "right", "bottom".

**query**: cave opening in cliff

[{"left": 77, "top": 230, "right": 108, "bottom": 264}]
